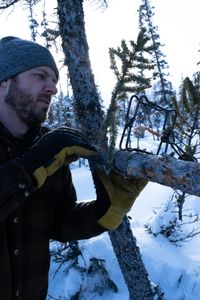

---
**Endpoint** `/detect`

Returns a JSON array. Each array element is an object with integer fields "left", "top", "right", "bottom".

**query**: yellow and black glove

[
  {"left": 93, "top": 170, "right": 148, "bottom": 230},
  {"left": 17, "top": 127, "right": 96, "bottom": 188}
]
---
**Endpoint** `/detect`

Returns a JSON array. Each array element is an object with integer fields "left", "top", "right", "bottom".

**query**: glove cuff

[
  {"left": 98, "top": 206, "right": 130, "bottom": 230},
  {"left": 93, "top": 170, "right": 147, "bottom": 231},
  {"left": 92, "top": 170, "right": 130, "bottom": 230}
]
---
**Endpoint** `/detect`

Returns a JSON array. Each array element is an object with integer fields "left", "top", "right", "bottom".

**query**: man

[{"left": 0, "top": 36, "right": 147, "bottom": 300}]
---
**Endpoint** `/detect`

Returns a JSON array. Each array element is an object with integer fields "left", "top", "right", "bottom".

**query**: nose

[{"left": 44, "top": 80, "right": 58, "bottom": 96}]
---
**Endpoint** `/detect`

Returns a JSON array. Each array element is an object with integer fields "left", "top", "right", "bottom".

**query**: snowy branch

[
  {"left": 0, "top": 0, "right": 19, "bottom": 9},
  {"left": 113, "top": 150, "right": 200, "bottom": 197}
]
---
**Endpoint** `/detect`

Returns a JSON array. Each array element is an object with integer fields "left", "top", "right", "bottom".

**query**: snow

[{"left": 47, "top": 159, "right": 200, "bottom": 299}]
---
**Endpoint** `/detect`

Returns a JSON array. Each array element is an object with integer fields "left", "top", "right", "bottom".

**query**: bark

[
  {"left": 113, "top": 151, "right": 200, "bottom": 197},
  {"left": 109, "top": 217, "right": 154, "bottom": 300},
  {"left": 57, "top": 1, "right": 154, "bottom": 299},
  {"left": 57, "top": 0, "right": 103, "bottom": 139}
]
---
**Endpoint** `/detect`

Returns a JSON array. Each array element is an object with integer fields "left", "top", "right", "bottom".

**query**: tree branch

[
  {"left": 0, "top": 0, "right": 19, "bottom": 9},
  {"left": 113, "top": 151, "right": 200, "bottom": 197}
]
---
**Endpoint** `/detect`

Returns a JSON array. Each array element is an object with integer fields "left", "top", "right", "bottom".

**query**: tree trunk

[
  {"left": 57, "top": 0, "right": 103, "bottom": 139},
  {"left": 57, "top": 0, "right": 154, "bottom": 298},
  {"left": 110, "top": 217, "right": 154, "bottom": 300},
  {"left": 113, "top": 151, "right": 200, "bottom": 197}
]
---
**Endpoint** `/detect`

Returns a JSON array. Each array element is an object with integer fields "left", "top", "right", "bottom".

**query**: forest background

[
  {"left": 1, "top": 0, "right": 200, "bottom": 299},
  {"left": 1, "top": 0, "right": 200, "bottom": 104}
]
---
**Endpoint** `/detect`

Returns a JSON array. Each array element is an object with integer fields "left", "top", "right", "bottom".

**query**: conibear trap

[{"left": 119, "top": 94, "right": 197, "bottom": 162}]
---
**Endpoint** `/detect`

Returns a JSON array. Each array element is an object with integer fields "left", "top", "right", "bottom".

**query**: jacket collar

[{"left": 0, "top": 122, "right": 44, "bottom": 153}]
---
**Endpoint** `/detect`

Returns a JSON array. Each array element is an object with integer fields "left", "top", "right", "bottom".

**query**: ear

[
  {"left": 0, "top": 79, "right": 10, "bottom": 98},
  {"left": 0, "top": 80, "right": 9, "bottom": 88}
]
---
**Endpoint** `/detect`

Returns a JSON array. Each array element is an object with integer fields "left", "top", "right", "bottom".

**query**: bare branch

[
  {"left": 113, "top": 150, "right": 200, "bottom": 197},
  {"left": 0, "top": 0, "right": 20, "bottom": 9}
]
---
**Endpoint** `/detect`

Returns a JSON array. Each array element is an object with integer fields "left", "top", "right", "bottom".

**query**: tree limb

[
  {"left": 113, "top": 150, "right": 200, "bottom": 197},
  {"left": 0, "top": 0, "right": 19, "bottom": 9}
]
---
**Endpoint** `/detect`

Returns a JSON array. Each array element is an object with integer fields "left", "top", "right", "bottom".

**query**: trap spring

[{"left": 119, "top": 94, "right": 178, "bottom": 156}]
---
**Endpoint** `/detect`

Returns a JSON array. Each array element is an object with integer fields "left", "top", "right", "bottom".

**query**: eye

[{"left": 34, "top": 73, "right": 46, "bottom": 80}]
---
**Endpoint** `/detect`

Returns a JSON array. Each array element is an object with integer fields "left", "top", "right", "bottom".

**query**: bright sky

[
  {"left": 0, "top": 0, "right": 200, "bottom": 104},
  {"left": 84, "top": 0, "right": 200, "bottom": 102}
]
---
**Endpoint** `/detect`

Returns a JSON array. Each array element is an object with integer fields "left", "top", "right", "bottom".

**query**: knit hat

[{"left": 0, "top": 36, "right": 59, "bottom": 82}]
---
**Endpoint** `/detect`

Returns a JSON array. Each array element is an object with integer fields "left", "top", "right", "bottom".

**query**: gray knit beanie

[{"left": 0, "top": 36, "right": 59, "bottom": 82}]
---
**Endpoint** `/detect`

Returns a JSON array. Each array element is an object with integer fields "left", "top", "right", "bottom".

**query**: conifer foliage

[
  {"left": 50, "top": 241, "right": 118, "bottom": 299},
  {"left": 138, "top": 0, "right": 175, "bottom": 107},
  {"left": 46, "top": 92, "right": 76, "bottom": 129},
  {"left": 170, "top": 76, "right": 200, "bottom": 220},
  {"left": 173, "top": 76, "right": 200, "bottom": 163},
  {"left": 101, "top": 29, "right": 154, "bottom": 162}
]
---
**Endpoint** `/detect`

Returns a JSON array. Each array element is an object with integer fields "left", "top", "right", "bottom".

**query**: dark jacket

[{"left": 0, "top": 124, "right": 106, "bottom": 300}]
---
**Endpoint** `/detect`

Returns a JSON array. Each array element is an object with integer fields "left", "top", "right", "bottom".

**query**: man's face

[{"left": 4, "top": 67, "right": 58, "bottom": 128}]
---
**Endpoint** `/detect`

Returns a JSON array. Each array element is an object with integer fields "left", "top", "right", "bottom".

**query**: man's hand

[
  {"left": 94, "top": 170, "right": 148, "bottom": 230},
  {"left": 17, "top": 127, "right": 96, "bottom": 188}
]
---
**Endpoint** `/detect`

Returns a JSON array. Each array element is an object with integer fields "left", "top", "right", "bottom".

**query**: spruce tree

[
  {"left": 100, "top": 29, "right": 154, "bottom": 161},
  {"left": 170, "top": 76, "right": 200, "bottom": 220},
  {"left": 46, "top": 92, "right": 76, "bottom": 129},
  {"left": 138, "top": 0, "right": 175, "bottom": 107},
  {"left": 173, "top": 76, "right": 200, "bottom": 162}
]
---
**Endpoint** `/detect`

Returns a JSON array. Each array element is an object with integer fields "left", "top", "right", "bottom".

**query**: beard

[{"left": 4, "top": 78, "right": 50, "bottom": 128}]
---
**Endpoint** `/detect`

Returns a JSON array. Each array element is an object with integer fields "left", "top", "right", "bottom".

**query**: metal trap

[{"left": 119, "top": 94, "right": 179, "bottom": 156}]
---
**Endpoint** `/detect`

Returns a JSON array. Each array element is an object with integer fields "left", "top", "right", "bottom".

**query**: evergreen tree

[
  {"left": 50, "top": 241, "right": 118, "bottom": 299},
  {"left": 170, "top": 76, "right": 200, "bottom": 220},
  {"left": 27, "top": 0, "right": 39, "bottom": 41},
  {"left": 101, "top": 29, "right": 154, "bottom": 161},
  {"left": 46, "top": 92, "right": 76, "bottom": 129},
  {"left": 173, "top": 76, "right": 200, "bottom": 162},
  {"left": 138, "top": 0, "right": 175, "bottom": 107}
]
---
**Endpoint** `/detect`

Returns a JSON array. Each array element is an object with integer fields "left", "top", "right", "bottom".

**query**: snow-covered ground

[{"left": 47, "top": 136, "right": 200, "bottom": 300}]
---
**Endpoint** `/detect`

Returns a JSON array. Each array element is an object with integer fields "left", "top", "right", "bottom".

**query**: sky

[
  {"left": 0, "top": 0, "right": 200, "bottom": 104},
  {"left": 84, "top": 0, "right": 200, "bottom": 102}
]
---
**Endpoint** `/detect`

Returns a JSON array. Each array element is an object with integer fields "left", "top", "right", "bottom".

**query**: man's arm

[
  {"left": 50, "top": 166, "right": 106, "bottom": 241},
  {"left": 50, "top": 167, "right": 147, "bottom": 241},
  {"left": 0, "top": 127, "right": 96, "bottom": 222}
]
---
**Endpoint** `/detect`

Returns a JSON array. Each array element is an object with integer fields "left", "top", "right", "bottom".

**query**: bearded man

[{"left": 0, "top": 36, "right": 147, "bottom": 300}]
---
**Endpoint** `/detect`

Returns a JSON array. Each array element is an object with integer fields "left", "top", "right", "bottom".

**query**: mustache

[{"left": 37, "top": 93, "right": 52, "bottom": 103}]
